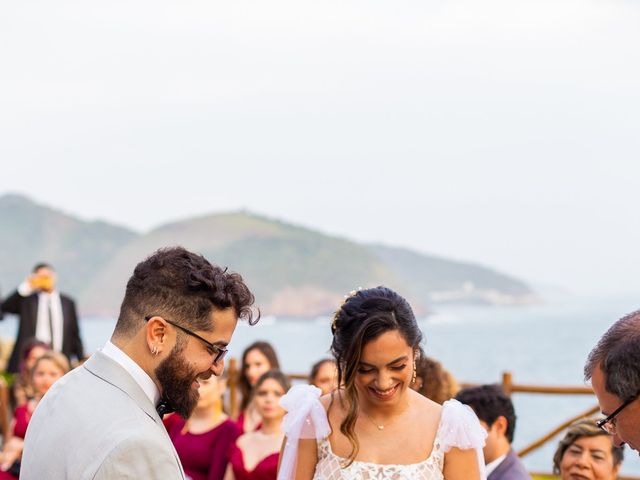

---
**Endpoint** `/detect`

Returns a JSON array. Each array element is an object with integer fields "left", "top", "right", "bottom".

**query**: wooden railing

[{"left": 225, "top": 363, "right": 639, "bottom": 479}]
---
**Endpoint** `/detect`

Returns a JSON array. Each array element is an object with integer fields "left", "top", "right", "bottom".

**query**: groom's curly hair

[
  {"left": 114, "top": 246, "right": 258, "bottom": 338},
  {"left": 330, "top": 286, "right": 423, "bottom": 466}
]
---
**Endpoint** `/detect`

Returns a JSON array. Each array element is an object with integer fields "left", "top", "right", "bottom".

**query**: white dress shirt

[
  {"left": 101, "top": 341, "right": 160, "bottom": 407},
  {"left": 19, "top": 282, "right": 64, "bottom": 352},
  {"left": 485, "top": 453, "right": 507, "bottom": 477}
]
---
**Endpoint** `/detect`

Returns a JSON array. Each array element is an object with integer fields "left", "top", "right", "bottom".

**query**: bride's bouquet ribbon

[{"left": 278, "top": 384, "right": 331, "bottom": 480}]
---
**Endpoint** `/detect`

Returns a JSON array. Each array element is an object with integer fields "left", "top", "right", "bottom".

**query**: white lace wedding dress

[{"left": 278, "top": 385, "right": 487, "bottom": 480}]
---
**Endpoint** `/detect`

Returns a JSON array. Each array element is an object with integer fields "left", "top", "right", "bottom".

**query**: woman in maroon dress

[
  {"left": 0, "top": 352, "right": 70, "bottom": 478},
  {"left": 237, "top": 342, "right": 280, "bottom": 434},
  {"left": 165, "top": 375, "right": 240, "bottom": 480},
  {"left": 225, "top": 370, "right": 290, "bottom": 480}
]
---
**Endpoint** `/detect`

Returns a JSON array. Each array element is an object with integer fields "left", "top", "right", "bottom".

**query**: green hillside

[
  {"left": 0, "top": 194, "right": 536, "bottom": 317},
  {"left": 0, "top": 194, "right": 137, "bottom": 299},
  {"left": 370, "top": 244, "right": 535, "bottom": 305}
]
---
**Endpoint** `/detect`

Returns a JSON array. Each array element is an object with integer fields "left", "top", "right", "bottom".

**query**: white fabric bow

[{"left": 278, "top": 384, "right": 331, "bottom": 480}]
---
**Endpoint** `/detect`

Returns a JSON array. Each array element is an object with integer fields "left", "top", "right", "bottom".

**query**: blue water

[{"left": 1, "top": 295, "right": 638, "bottom": 474}]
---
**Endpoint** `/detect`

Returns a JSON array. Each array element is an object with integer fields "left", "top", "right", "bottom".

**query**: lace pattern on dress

[{"left": 312, "top": 436, "right": 445, "bottom": 480}]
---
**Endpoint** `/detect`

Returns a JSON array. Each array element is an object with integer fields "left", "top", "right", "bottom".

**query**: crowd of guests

[
  {"left": 0, "top": 333, "right": 629, "bottom": 479},
  {"left": 158, "top": 338, "right": 626, "bottom": 480},
  {"left": 0, "top": 263, "right": 632, "bottom": 479}
]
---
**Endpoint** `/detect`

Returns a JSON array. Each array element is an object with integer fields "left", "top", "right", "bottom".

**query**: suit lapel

[
  {"left": 83, "top": 352, "right": 186, "bottom": 479},
  {"left": 59, "top": 296, "right": 71, "bottom": 350},
  {"left": 84, "top": 351, "right": 160, "bottom": 422},
  {"left": 25, "top": 295, "right": 39, "bottom": 336},
  {"left": 488, "top": 449, "right": 516, "bottom": 480}
]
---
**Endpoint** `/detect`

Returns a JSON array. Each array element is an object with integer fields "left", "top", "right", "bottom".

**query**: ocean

[{"left": 1, "top": 294, "right": 638, "bottom": 474}]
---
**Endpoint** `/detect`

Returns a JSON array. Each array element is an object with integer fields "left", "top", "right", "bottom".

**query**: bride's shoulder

[{"left": 409, "top": 389, "right": 442, "bottom": 427}]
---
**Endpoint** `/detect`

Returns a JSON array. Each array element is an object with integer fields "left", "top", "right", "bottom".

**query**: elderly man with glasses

[
  {"left": 584, "top": 309, "right": 640, "bottom": 454},
  {"left": 21, "top": 247, "right": 257, "bottom": 479}
]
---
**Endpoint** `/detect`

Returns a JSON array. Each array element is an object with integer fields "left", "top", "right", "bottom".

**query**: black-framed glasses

[
  {"left": 596, "top": 394, "right": 638, "bottom": 434},
  {"left": 144, "top": 315, "right": 228, "bottom": 365}
]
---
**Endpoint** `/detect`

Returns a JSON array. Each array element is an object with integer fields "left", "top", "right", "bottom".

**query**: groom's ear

[{"left": 144, "top": 315, "right": 169, "bottom": 357}]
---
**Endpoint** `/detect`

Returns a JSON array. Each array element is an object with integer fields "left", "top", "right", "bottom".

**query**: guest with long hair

[
  {"left": 11, "top": 339, "right": 50, "bottom": 408},
  {"left": 0, "top": 351, "right": 70, "bottom": 478},
  {"left": 279, "top": 287, "right": 486, "bottom": 480},
  {"left": 226, "top": 370, "right": 290, "bottom": 480},
  {"left": 237, "top": 341, "right": 280, "bottom": 433},
  {"left": 165, "top": 374, "right": 240, "bottom": 480}
]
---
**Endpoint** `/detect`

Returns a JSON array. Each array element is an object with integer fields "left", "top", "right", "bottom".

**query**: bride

[{"left": 278, "top": 287, "right": 486, "bottom": 480}]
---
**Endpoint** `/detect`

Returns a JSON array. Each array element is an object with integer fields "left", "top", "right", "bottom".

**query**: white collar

[
  {"left": 485, "top": 453, "right": 508, "bottom": 476},
  {"left": 101, "top": 341, "right": 160, "bottom": 407}
]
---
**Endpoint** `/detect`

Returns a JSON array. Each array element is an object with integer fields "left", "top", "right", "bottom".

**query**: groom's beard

[{"left": 155, "top": 347, "right": 200, "bottom": 419}]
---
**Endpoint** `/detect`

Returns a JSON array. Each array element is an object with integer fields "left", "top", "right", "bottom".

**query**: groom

[{"left": 22, "top": 247, "right": 257, "bottom": 479}]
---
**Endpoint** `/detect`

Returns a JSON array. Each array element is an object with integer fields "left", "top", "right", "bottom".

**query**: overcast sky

[{"left": 1, "top": 0, "right": 639, "bottom": 295}]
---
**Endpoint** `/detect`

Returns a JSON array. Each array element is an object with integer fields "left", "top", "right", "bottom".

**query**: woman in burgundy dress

[
  {"left": 165, "top": 375, "right": 240, "bottom": 480},
  {"left": 225, "top": 370, "right": 290, "bottom": 480},
  {"left": 237, "top": 342, "right": 280, "bottom": 434},
  {"left": 0, "top": 352, "right": 69, "bottom": 478}
]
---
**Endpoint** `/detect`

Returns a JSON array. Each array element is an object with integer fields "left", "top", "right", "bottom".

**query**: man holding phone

[{"left": 0, "top": 263, "right": 85, "bottom": 372}]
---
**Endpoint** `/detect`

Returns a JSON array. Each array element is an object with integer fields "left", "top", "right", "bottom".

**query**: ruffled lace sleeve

[
  {"left": 439, "top": 399, "right": 488, "bottom": 479},
  {"left": 278, "top": 384, "right": 331, "bottom": 480}
]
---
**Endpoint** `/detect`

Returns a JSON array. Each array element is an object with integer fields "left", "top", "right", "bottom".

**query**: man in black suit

[
  {"left": 456, "top": 384, "right": 531, "bottom": 480},
  {"left": 0, "top": 263, "right": 84, "bottom": 373}
]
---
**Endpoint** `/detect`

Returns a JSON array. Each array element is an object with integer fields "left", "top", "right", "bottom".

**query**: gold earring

[{"left": 411, "top": 352, "right": 418, "bottom": 384}]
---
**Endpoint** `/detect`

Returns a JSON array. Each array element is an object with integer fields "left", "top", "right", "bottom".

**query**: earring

[
  {"left": 151, "top": 346, "right": 159, "bottom": 356},
  {"left": 411, "top": 352, "right": 418, "bottom": 384}
]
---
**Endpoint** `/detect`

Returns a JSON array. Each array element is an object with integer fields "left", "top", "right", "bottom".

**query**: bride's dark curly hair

[{"left": 330, "top": 286, "right": 423, "bottom": 466}]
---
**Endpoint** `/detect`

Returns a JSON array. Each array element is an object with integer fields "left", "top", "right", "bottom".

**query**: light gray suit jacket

[{"left": 21, "top": 351, "right": 185, "bottom": 480}]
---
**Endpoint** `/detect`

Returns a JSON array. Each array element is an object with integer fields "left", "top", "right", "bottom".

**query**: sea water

[{"left": 1, "top": 294, "right": 638, "bottom": 474}]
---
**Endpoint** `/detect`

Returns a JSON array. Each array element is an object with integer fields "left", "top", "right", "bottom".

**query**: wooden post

[
  {"left": 502, "top": 371, "right": 513, "bottom": 396},
  {"left": 228, "top": 357, "right": 239, "bottom": 419}
]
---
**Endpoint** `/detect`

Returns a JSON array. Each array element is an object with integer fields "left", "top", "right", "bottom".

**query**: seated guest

[
  {"left": 553, "top": 418, "right": 623, "bottom": 480},
  {"left": 11, "top": 339, "right": 50, "bottom": 408},
  {"left": 412, "top": 355, "right": 459, "bottom": 404},
  {"left": 456, "top": 384, "right": 531, "bottom": 480},
  {"left": 237, "top": 341, "right": 280, "bottom": 433},
  {"left": 225, "top": 370, "right": 289, "bottom": 480},
  {"left": 308, "top": 358, "right": 338, "bottom": 395},
  {"left": 0, "top": 351, "right": 70, "bottom": 478},
  {"left": 165, "top": 375, "right": 241, "bottom": 480}
]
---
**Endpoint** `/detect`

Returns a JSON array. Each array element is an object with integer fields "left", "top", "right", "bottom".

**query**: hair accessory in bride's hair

[{"left": 331, "top": 287, "right": 362, "bottom": 334}]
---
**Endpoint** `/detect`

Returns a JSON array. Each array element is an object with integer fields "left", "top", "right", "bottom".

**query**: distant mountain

[
  {"left": 81, "top": 212, "right": 398, "bottom": 316},
  {"left": 369, "top": 244, "right": 537, "bottom": 306},
  {"left": 0, "top": 194, "right": 537, "bottom": 317},
  {"left": 0, "top": 194, "right": 137, "bottom": 299}
]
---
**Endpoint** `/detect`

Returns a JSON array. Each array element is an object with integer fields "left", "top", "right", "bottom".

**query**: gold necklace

[
  {"left": 360, "top": 399, "right": 410, "bottom": 431},
  {"left": 360, "top": 410, "right": 390, "bottom": 431}
]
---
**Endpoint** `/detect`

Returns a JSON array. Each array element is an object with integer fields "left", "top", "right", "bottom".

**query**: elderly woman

[{"left": 553, "top": 418, "right": 624, "bottom": 480}]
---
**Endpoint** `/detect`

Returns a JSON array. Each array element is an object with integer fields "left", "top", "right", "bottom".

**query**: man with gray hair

[{"left": 584, "top": 309, "right": 640, "bottom": 453}]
